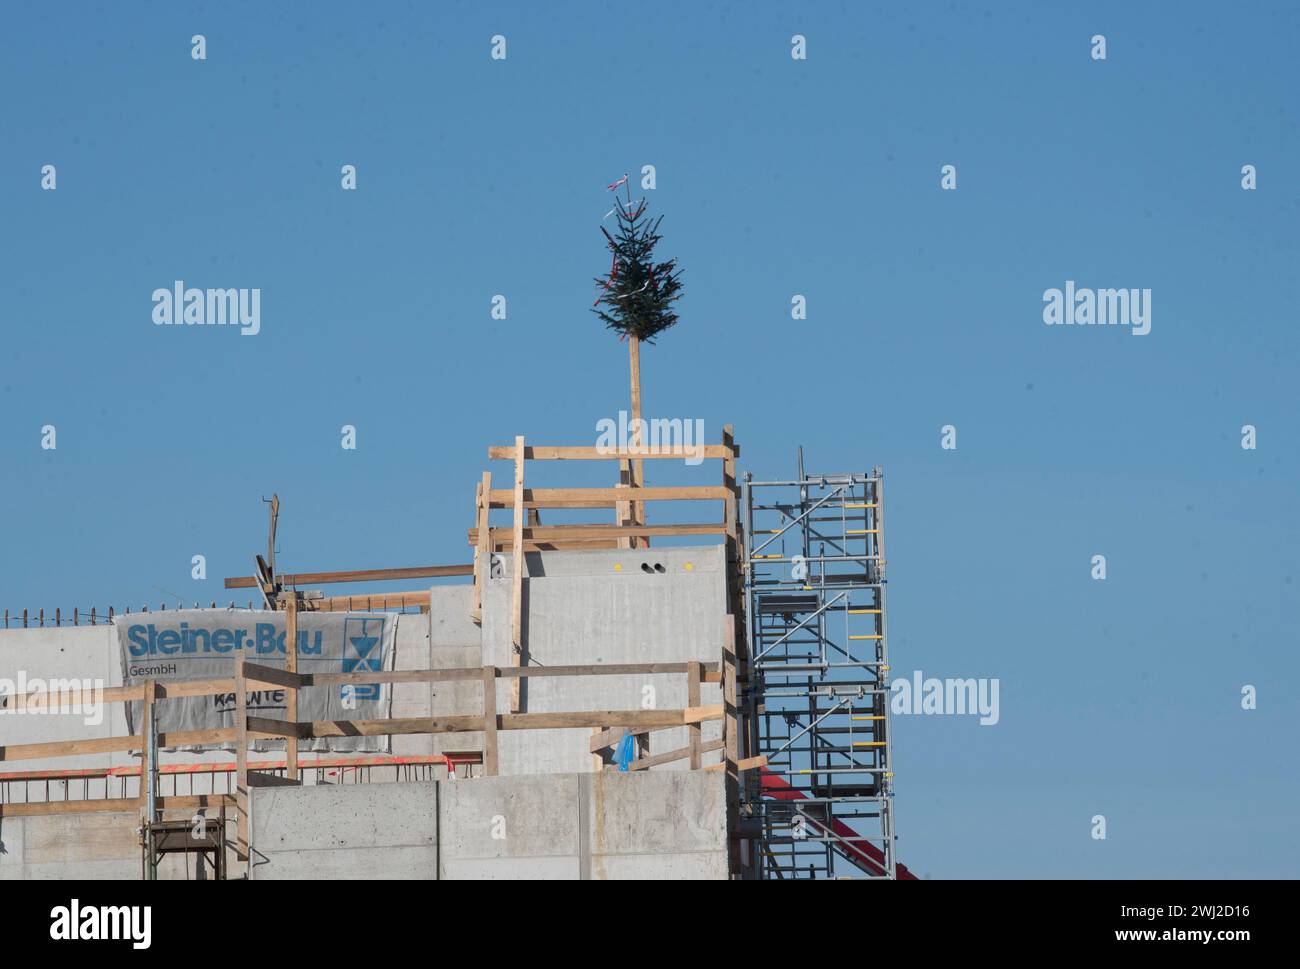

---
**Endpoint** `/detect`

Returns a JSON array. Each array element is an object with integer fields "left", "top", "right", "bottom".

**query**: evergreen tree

[{"left": 593, "top": 182, "right": 684, "bottom": 342}]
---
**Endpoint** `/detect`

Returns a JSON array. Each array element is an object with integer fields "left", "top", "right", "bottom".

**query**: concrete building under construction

[{"left": 0, "top": 430, "right": 907, "bottom": 880}]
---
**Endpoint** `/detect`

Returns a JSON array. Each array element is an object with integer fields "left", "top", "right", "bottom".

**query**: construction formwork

[{"left": 743, "top": 457, "right": 898, "bottom": 879}]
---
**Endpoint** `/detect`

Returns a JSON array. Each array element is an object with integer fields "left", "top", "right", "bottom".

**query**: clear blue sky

[{"left": 2, "top": 1, "right": 1297, "bottom": 878}]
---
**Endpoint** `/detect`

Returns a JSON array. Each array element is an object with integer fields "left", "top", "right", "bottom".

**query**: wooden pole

[
  {"left": 687, "top": 661, "right": 702, "bottom": 770},
  {"left": 234, "top": 653, "right": 250, "bottom": 866},
  {"left": 284, "top": 599, "right": 299, "bottom": 783},
  {"left": 629, "top": 335, "right": 646, "bottom": 546},
  {"left": 138, "top": 679, "right": 156, "bottom": 816},
  {"left": 481, "top": 666, "right": 499, "bottom": 776},
  {"left": 510, "top": 436, "right": 526, "bottom": 713}
]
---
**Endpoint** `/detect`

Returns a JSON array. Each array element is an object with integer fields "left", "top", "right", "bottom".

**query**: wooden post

[
  {"left": 234, "top": 653, "right": 250, "bottom": 864},
  {"left": 722, "top": 424, "right": 740, "bottom": 618},
  {"left": 628, "top": 335, "right": 646, "bottom": 545},
  {"left": 510, "top": 436, "right": 526, "bottom": 713},
  {"left": 481, "top": 666, "right": 499, "bottom": 776},
  {"left": 284, "top": 598, "right": 299, "bottom": 783},
  {"left": 138, "top": 679, "right": 156, "bottom": 815},
  {"left": 472, "top": 471, "right": 491, "bottom": 623},
  {"left": 722, "top": 614, "right": 742, "bottom": 875},
  {"left": 687, "top": 661, "right": 702, "bottom": 770}
]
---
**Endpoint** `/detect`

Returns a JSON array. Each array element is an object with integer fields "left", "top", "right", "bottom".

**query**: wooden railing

[
  {"left": 468, "top": 427, "right": 742, "bottom": 713},
  {"left": 0, "top": 655, "right": 752, "bottom": 872}
]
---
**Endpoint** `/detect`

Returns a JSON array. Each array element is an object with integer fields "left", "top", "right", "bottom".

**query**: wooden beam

[
  {"left": 628, "top": 335, "right": 646, "bottom": 545},
  {"left": 722, "top": 612, "right": 741, "bottom": 874},
  {"left": 481, "top": 667, "right": 499, "bottom": 776},
  {"left": 241, "top": 662, "right": 306, "bottom": 691},
  {"left": 687, "top": 661, "right": 702, "bottom": 770},
  {"left": 234, "top": 653, "right": 249, "bottom": 864},
  {"left": 488, "top": 486, "right": 730, "bottom": 509},
  {"left": 310, "top": 590, "right": 432, "bottom": 612},
  {"left": 138, "top": 679, "right": 155, "bottom": 818},
  {"left": 469, "top": 522, "right": 726, "bottom": 544},
  {"left": 625, "top": 739, "right": 723, "bottom": 773},
  {"left": 472, "top": 471, "right": 491, "bottom": 623},
  {"left": 224, "top": 563, "right": 472, "bottom": 590},
  {"left": 1, "top": 728, "right": 237, "bottom": 763},
  {"left": 245, "top": 716, "right": 307, "bottom": 739},
  {"left": 510, "top": 435, "right": 526, "bottom": 713},
  {"left": 298, "top": 707, "right": 720, "bottom": 739},
  {"left": 492, "top": 539, "right": 620, "bottom": 552},
  {"left": 705, "top": 754, "right": 766, "bottom": 774},
  {"left": 285, "top": 599, "right": 299, "bottom": 781},
  {"left": 588, "top": 725, "right": 625, "bottom": 753},
  {"left": 488, "top": 444, "right": 735, "bottom": 461},
  {"left": 1, "top": 794, "right": 237, "bottom": 819},
  {"left": 684, "top": 703, "right": 724, "bottom": 724},
  {"left": 0, "top": 799, "right": 146, "bottom": 818}
]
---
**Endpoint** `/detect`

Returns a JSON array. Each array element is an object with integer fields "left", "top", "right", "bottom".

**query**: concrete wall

[
  {"left": 481, "top": 546, "right": 726, "bottom": 776},
  {"left": 249, "top": 769, "right": 727, "bottom": 880}
]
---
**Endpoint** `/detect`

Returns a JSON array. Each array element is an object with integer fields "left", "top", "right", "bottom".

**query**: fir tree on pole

[{"left": 593, "top": 174, "right": 685, "bottom": 546}]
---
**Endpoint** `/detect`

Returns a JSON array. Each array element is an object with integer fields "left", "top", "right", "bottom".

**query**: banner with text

[{"left": 116, "top": 609, "right": 396, "bottom": 752}]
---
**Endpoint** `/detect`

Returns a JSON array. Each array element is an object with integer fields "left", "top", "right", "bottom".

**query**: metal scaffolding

[{"left": 743, "top": 454, "right": 897, "bottom": 879}]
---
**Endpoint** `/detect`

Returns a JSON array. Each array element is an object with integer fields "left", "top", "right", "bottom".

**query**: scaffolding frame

[{"left": 743, "top": 455, "right": 897, "bottom": 879}]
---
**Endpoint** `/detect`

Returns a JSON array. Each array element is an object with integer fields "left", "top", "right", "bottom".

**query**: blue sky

[{"left": 2, "top": 1, "right": 1297, "bottom": 877}]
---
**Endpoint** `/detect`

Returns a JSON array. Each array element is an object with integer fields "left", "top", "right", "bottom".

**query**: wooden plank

[
  {"left": 311, "top": 590, "right": 432, "bottom": 612},
  {"left": 687, "top": 660, "right": 702, "bottom": 770},
  {"left": 224, "top": 563, "right": 472, "bottom": 590},
  {"left": 1, "top": 794, "right": 241, "bottom": 818},
  {"left": 503, "top": 709, "right": 718, "bottom": 731},
  {"left": 617, "top": 460, "right": 633, "bottom": 550},
  {"left": 492, "top": 539, "right": 620, "bottom": 552},
  {"left": 298, "top": 707, "right": 720, "bottom": 739},
  {"left": 488, "top": 485, "right": 730, "bottom": 508},
  {"left": 1, "top": 728, "right": 235, "bottom": 763},
  {"left": 158, "top": 794, "right": 237, "bottom": 810},
  {"left": 241, "top": 661, "right": 306, "bottom": 691},
  {"left": 0, "top": 799, "right": 147, "bottom": 818},
  {"left": 8, "top": 683, "right": 146, "bottom": 709},
  {"left": 284, "top": 598, "right": 299, "bottom": 782},
  {"left": 626, "top": 738, "right": 723, "bottom": 773},
  {"left": 245, "top": 717, "right": 306, "bottom": 739},
  {"left": 628, "top": 335, "right": 645, "bottom": 545},
  {"left": 510, "top": 435, "right": 526, "bottom": 713},
  {"left": 234, "top": 653, "right": 249, "bottom": 863},
  {"left": 481, "top": 667, "right": 499, "bottom": 776},
  {"left": 684, "top": 703, "right": 724, "bottom": 724},
  {"left": 470, "top": 522, "right": 726, "bottom": 544},
  {"left": 704, "top": 754, "right": 766, "bottom": 774},
  {"left": 721, "top": 612, "right": 741, "bottom": 874},
  {"left": 472, "top": 471, "right": 491, "bottom": 623},
  {"left": 588, "top": 726, "right": 625, "bottom": 753},
  {"left": 489, "top": 445, "right": 735, "bottom": 461},
  {"left": 300, "top": 662, "right": 719, "bottom": 688},
  {"left": 138, "top": 679, "right": 155, "bottom": 816}
]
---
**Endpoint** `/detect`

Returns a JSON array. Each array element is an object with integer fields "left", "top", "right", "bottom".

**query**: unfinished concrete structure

[{"left": 0, "top": 430, "right": 904, "bottom": 879}]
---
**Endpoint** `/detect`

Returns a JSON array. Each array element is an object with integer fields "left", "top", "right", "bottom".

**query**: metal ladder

[{"left": 742, "top": 455, "right": 897, "bottom": 879}]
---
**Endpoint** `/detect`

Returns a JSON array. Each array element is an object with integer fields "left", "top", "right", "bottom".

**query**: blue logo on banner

[{"left": 342, "top": 617, "right": 384, "bottom": 701}]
